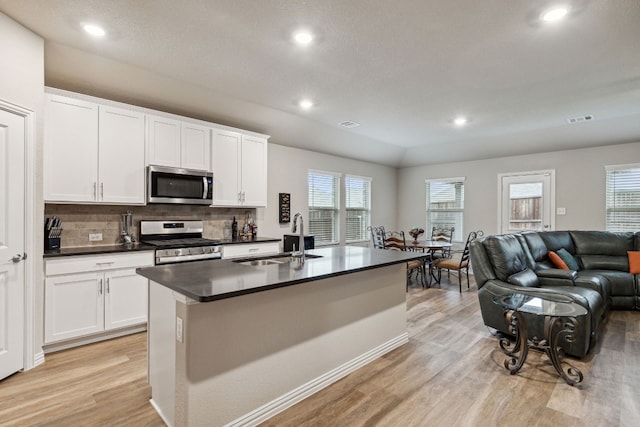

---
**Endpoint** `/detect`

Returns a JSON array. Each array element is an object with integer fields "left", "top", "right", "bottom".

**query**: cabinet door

[
  {"left": 104, "top": 269, "right": 148, "bottom": 330},
  {"left": 99, "top": 106, "right": 146, "bottom": 204},
  {"left": 241, "top": 135, "right": 268, "bottom": 207},
  {"left": 44, "top": 94, "right": 99, "bottom": 202},
  {"left": 44, "top": 273, "right": 104, "bottom": 343},
  {"left": 147, "top": 115, "right": 181, "bottom": 167},
  {"left": 182, "top": 123, "right": 211, "bottom": 171},
  {"left": 211, "top": 129, "right": 241, "bottom": 206}
]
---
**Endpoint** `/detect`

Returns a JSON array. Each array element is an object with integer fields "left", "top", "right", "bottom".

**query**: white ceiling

[{"left": 1, "top": 0, "right": 639, "bottom": 167}]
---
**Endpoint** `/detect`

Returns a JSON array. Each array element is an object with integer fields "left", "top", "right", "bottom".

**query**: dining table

[{"left": 407, "top": 240, "right": 453, "bottom": 285}]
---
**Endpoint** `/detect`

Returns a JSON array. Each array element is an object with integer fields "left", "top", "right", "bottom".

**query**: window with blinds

[
  {"left": 345, "top": 175, "right": 371, "bottom": 242},
  {"left": 426, "top": 177, "right": 465, "bottom": 242},
  {"left": 605, "top": 164, "right": 640, "bottom": 232},
  {"left": 308, "top": 170, "right": 340, "bottom": 245}
]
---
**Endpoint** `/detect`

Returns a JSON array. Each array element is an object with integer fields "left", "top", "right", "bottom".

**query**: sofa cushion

[
  {"left": 582, "top": 270, "right": 635, "bottom": 297},
  {"left": 579, "top": 255, "right": 628, "bottom": 271},
  {"left": 483, "top": 234, "right": 529, "bottom": 281},
  {"left": 507, "top": 268, "right": 540, "bottom": 287},
  {"left": 628, "top": 251, "right": 640, "bottom": 274},
  {"left": 571, "top": 231, "right": 635, "bottom": 256},
  {"left": 539, "top": 231, "right": 575, "bottom": 253},
  {"left": 557, "top": 248, "right": 580, "bottom": 270},
  {"left": 548, "top": 251, "right": 569, "bottom": 269}
]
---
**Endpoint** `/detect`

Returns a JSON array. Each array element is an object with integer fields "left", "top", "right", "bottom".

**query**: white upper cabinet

[
  {"left": 44, "top": 93, "right": 146, "bottom": 204},
  {"left": 99, "top": 106, "right": 146, "bottom": 204},
  {"left": 211, "top": 129, "right": 268, "bottom": 207},
  {"left": 44, "top": 94, "right": 99, "bottom": 202},
  {"left": 241, "top": 135, "right": 268, "bottom": 206},
  {"left": 147, "top": 116, "right": 211, "bottom": 171},
  {"left": 146, "top": 116, "right": 181, "bottom": 168},
  {"left": 181, "top": 122, "right": 211, "bottom": 171},
  {"left": 211, "top": 130, "right": 241, "bottom": 206}
]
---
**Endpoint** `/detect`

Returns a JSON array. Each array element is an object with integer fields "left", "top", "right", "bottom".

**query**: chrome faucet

[{"left": 291, "top": 212, "right": 305, "bottom": 263}]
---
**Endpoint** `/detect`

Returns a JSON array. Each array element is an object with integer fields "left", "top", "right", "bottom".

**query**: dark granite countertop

[
  {"left": 136, "top": 246, "right": 426, "bottom": 302},
  {"left": 44, "top": 243, "right": 155, "bottom": 258},
  {"left": 43, "top": 237, "right": 281, "bottom": 258}
]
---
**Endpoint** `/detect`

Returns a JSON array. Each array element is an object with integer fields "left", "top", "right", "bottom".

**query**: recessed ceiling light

[
  {"left": 299, "top": 99, "right": 314, "bottom": 110},
  {"left": 293, "top": 31, "right": 313, "bottom": 45},
  {"left": 541, "top": 7, "right": 569, "bottom": 22},
  {"left": 83, "top": 24, "right": 106, "bottom": 37},
  {"left": 453, "top": 116, "right": 468, "bottom": 127}
]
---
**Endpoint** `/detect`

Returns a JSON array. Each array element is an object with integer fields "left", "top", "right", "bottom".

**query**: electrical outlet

[
  {"left": 89, "top": 233, "right": 103, "bottom": 241},
  {"left": 556, "top": 207, "right": 567, "bottom": 216},
  {"left": 176, "top": 317, "right": 183, "bottom": 343}
]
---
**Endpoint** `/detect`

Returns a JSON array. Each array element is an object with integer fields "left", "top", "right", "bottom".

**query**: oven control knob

[{"left": 174, "top": 250, "right": 180, "bottom": 256}]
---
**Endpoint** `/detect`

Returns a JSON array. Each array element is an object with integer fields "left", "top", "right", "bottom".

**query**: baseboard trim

[
  {"left": 150, "top": 398, "right": 173, "bottom": 427},
  {"left": 225, "top": 332, "right": 409, "bottom": 427},
  {"left": 32, "top": 350, "right": 45, "bottom": 369},
  {"left": 43, "top": 325, "right": 147, "bottom": 354}
]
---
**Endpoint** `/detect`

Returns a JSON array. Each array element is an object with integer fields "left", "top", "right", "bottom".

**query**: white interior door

[
  {"left": 0, "top": 108, "right": 26, "bottom": 380},
  {"left": 499, "top": 170, "right": 555, "bottom": 234}
]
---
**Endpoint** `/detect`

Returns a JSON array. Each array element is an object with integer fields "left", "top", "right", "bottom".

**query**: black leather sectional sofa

[{"left": 470, "top": 231, "right": 640, "bottom": 357}]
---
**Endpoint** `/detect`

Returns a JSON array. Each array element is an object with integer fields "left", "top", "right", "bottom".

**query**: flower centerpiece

[{"left": 408, "top": 227, "right": 425, "bottom": 244}]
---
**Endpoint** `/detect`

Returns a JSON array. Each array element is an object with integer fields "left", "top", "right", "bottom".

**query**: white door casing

[
  {"left": 498, "top": 170, "right": 555, "bottom": 234},
  {"left": 0, "top": 108, "right": 25, "bottom": 380}
]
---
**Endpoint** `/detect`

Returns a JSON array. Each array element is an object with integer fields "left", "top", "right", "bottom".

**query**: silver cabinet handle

[
  {"left": 100, "top": 182, "right": 104, "bottom": 199},
  {"left": 99, "top": 278, "right": 103, "bottom": 295},
  {"left": 93, "top": 182, "right": 97, "bottom": 200},
  {"left": 106, "top": 277, "right": 110, "bottom": 293},
  {"left": 95, "top": 261, "right": 115, "bottom": 266}
]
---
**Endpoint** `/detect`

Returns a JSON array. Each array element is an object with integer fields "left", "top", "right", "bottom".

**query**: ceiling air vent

[
  {"left": 567, "top": 114, "right": 594, "bottom": 124},
  {"left": 338, "top": 120, "right": 360, "bottom": 128}
]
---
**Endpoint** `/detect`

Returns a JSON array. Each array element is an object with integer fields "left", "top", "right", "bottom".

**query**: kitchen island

[{"left": 137, "top": 246, "right": 424, "bottom": 427}]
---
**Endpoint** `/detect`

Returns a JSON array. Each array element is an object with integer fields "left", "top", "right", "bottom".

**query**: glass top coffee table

[{"left": 493, "top": 292, "right": 587, "bottom": 386}]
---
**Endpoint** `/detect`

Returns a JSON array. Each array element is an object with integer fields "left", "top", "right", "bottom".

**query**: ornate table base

[{"left": 499, "top": 309, "right": 584, "bottom": 386}]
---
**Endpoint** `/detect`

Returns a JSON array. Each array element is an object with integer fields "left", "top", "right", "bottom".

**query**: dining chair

[
  {"left": 430, "top": 225, "right": 455, "bottom": 260},
  {"left": 368, "top": 225, "right": 386, "bottom": 249},
  {"left": 432, "top": 230, "right": 483, "bottom": 292},
  {"left": 383, "top": 231, "right": 426, "bottom": 288}
]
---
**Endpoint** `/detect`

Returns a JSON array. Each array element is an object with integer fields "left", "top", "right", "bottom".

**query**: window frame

[
  {"left": 425, "top": 177, "right": 466, "bottom": 243},
  {"left": 345, "top": 174, "right": 372, "bottom": 243},
  {"left": 605, "top": 163, "right": 640, "bottom": 232},
  {"left": 308, "top": 169, "right": 341, "bottom": 246}
]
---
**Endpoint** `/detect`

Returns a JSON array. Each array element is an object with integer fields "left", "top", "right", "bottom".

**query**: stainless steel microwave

[{"left": 147, "top": 165, "right": 213, "bottom": 205}]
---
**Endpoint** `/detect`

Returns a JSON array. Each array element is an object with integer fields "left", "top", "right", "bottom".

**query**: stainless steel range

[{"left": 140, "top": 220, "right": 222, "bottom": 265}]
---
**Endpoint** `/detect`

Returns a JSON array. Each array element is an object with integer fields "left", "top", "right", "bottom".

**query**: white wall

[
  {"left": 0, "top": 12, "right": 45, "bottom": 364},
  {"left": 398, "top": 141, "right": 640, "bottom": 238},
  {"left": 257, "top": 144, "right": 397, "bottom": 246}
]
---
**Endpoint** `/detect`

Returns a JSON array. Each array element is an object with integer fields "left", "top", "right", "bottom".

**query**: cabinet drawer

[
  {"left": 222, "top": 242, "right": 279, "bottom": 259},
  {"left": 45, "top": 251, "right": 155, "bottom": 276}
]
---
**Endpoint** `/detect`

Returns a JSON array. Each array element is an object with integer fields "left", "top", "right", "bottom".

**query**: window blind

[
  {"left": 426, "top": 177, "right": 465, "bottom": 242},
  {"left": 605, "top": 164, "right": 640, "bottom": 232},
  {"left": 308, "top": 170, "right": 340, "bottom": 244},
  {"left": 345, "top": 175, "right": 371, "bottom": 242}
]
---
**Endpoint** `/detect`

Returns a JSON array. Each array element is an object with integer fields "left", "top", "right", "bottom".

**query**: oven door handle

[{"left": 156, "top": 253, "right": 222, "bottom": 264}]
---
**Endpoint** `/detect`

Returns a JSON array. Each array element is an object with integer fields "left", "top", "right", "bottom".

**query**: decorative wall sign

[{"left": 279, "top": 193, "right": 290, "bottom": 223}]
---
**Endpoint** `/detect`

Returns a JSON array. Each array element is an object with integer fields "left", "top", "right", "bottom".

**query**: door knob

[{"left": 11, "top": 253, "right": 27, "bottom": 263}]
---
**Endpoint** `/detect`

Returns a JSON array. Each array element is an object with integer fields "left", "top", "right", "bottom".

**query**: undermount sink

[{"left": 233, "top": 253, "right": 322, "bottom": 266}]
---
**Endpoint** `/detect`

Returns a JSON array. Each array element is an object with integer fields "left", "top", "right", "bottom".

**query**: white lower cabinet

[{"left": 44, "top": 252, "right": 154, "bottom": 346}]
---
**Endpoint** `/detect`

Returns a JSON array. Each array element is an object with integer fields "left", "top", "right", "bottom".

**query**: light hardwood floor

[{"left": 1, "top": 274, "right": 639, "bottom": 426}]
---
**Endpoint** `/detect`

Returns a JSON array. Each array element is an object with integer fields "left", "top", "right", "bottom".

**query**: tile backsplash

[{"left": 45, "top": 204, "right": 257, "bottom": 248}]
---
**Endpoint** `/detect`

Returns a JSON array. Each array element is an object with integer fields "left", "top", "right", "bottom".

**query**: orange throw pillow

[
  {"left": 548, "top": 251, "right": 569, "bottom": 270},
  {"left": 629, "top": 251, "right": 640, "bottom": 274}
]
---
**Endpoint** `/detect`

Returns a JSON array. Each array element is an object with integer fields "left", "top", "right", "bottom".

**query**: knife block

[{"left": 45, "top": 236, "right": 61, "bottom": 251}]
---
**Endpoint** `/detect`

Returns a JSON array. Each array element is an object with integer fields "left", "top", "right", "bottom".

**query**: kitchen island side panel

[{"left": 172, "top": 263, "right": 407, "bottom": 426}]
